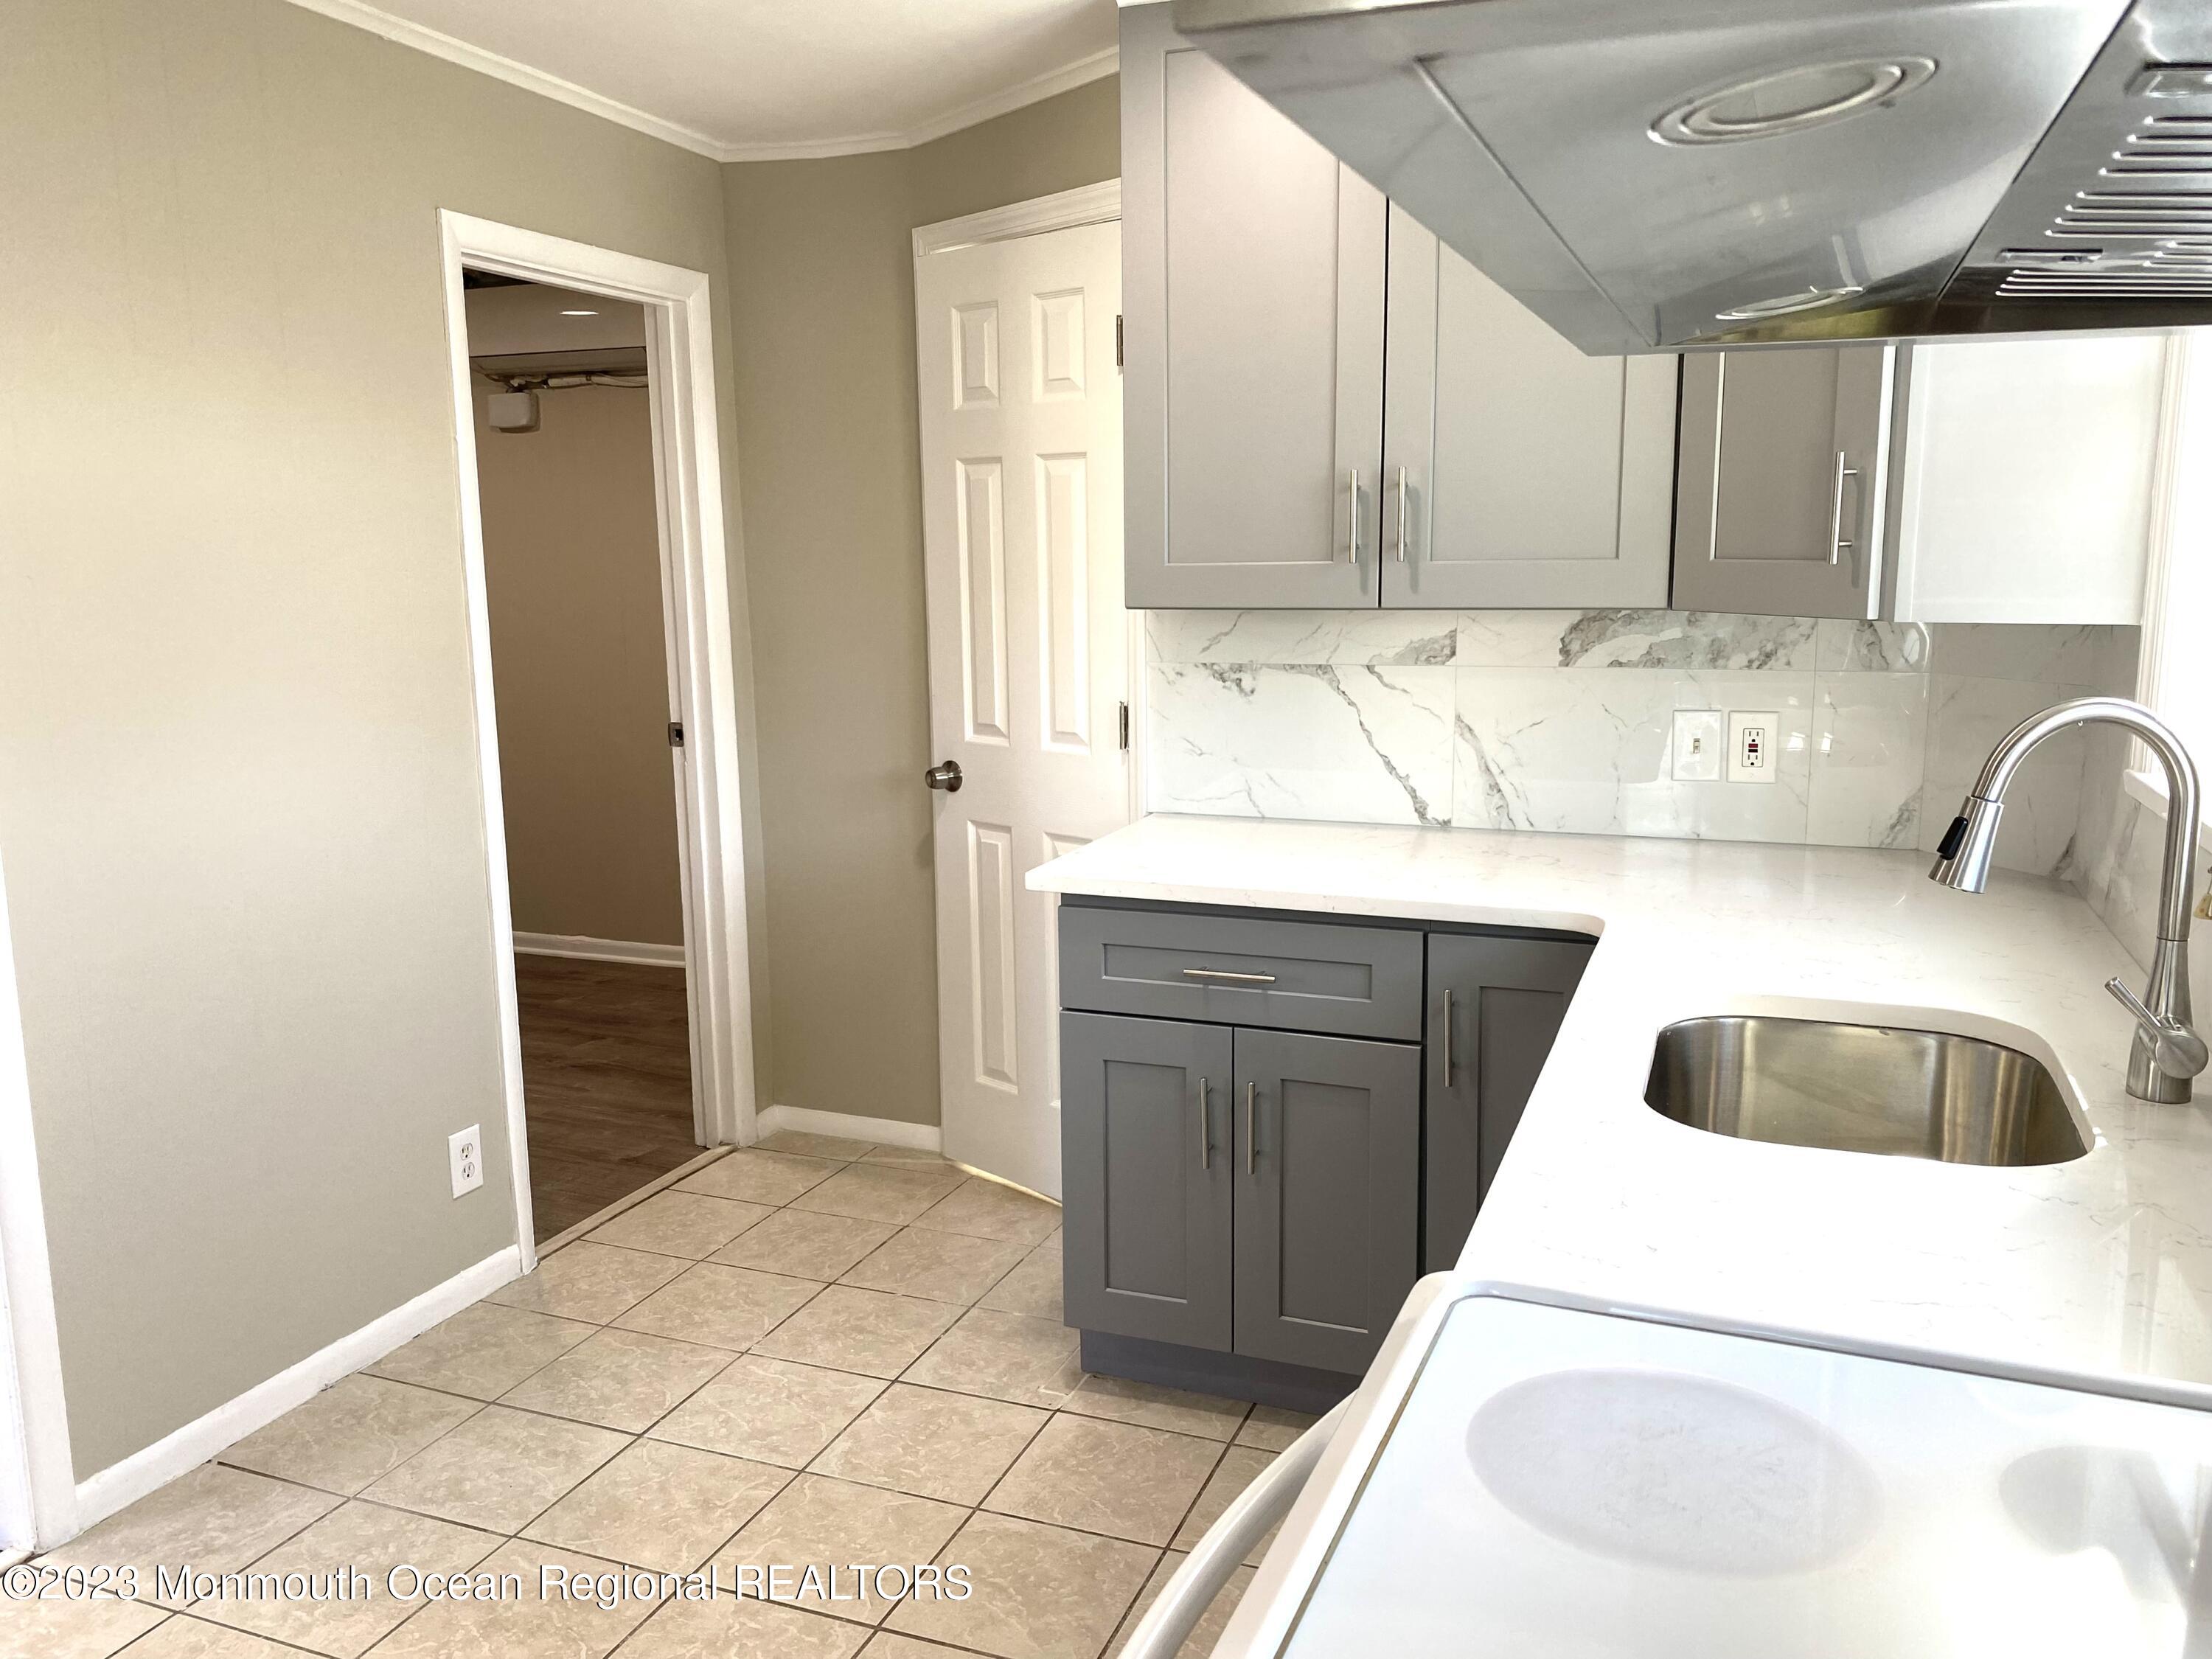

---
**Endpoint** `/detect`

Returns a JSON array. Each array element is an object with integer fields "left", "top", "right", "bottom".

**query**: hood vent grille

[
  {"left": 1175, "top": 0, "right": 2212, "bottom": 345},
  {"left": 1993, "top": 102, "right": 2212, "bottom": 300}
]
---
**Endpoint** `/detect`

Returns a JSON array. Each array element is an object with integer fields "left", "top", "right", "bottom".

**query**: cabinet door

[
  {"left": 1232, "top": 1029, "right": 1418, "bottom": 1374},
  {"left": 1381, "top": 209, "right": 1677, "bottom": 610},
  {"left": 1121, "top": 2, "right": 1386, "bottom": 609},
  {"left": 1423, "top": 934, "right": 1593, "bottom": 1273},
  {"left": 1887, "top": 336, "right": 2166, "bottom": 625},
  {"left": 1672, "top": 346, "right": 1895, "bottom": 619},
  {"left": 1061, "top": 1012, "right": 1233, "bottom": 1349}
]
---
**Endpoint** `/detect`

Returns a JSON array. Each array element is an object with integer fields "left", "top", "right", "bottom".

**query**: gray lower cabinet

[
  {"left": 1060, "top": 899, "right": 1591, "bottom": 1395},
  {"left": 1060, "top": 1012, "right": 1233, "bottom": 1350},
  {"left": 1232, "top": 1029, "right": 1419, "bottom": 1374},
  {"left": 1422, "top": 934, "right": 1594, "bottom": 1273},
  {"left": 1059, "top": 901, "right": 1425, "bottom": 1041},
  {"left": 1672, "top": 345, "right": 1896, "bottom": 619}
]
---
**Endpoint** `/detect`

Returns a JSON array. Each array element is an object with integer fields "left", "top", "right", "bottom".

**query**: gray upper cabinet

[
  {"left": 1672, "top": 346, "right": 1896, "bottom": 619},
  {"left": 1061, "top": 1012, "right": 1234, "bottom": 1351},
  {"left": 1422, "top": 933, "right": 1593, "bottom": 1273},
  {"left": 1121, "top": 3, "right": 1385, "bottom": 610},
  {"left": 1380, "top": 209, "right": 1678, "bottom": 610},
  {"left": 1232, "top": 1028, "right": 1419, "bottom": 1374}
]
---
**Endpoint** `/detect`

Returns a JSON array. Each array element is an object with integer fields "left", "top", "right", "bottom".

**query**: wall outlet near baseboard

[
  {"left": 1727, "top": 712, "right": 1781, "bottom": 785},
  {"left": 449, "top": 1125, "right": 484, "bottom": 1198}
]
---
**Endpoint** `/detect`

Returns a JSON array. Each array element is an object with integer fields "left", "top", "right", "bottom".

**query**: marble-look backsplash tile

[
  {"left": 1144, "top": 609, "right": 2138, "bottom": 874},
  {"left": 1918, "top": 674, "right": 2090, "bottom": 878},
  {"left": 1816, "top": 621, "right": 1930, "bottom": 672},
  {"left": 1809, "top": 672, "right": 1928, "bottom": 849},
  {"left": 1453, "top": 668, "right": 1815, "bottom": 841},
  {"left": 1455, "top": 610, "right": 1820, "bottom": 672},
  {"left": 1149, "top": 663, "right": 1455, "bottom": 827},
  {"left": 1144, "top": 610, "right": 1456, "bottom": 667}
]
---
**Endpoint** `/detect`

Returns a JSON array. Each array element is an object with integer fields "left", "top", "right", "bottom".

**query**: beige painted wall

[
  {"left": 0, "top": 0, "right": 762, "bottom": 1475},
  {"left": 724, "top": 80, "right": 1119, "bottom": 1129},
  {"left": 474, "top": 372, "right": 686, "bottom": 947}
]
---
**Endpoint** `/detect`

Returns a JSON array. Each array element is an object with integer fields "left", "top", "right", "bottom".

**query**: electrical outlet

[
  {"left": 1727, "top": 712, "right": 1781, "bottom": 784},
  {"left": 449, "top": 1125, "right": 484, "bottom": 1198},
  {"left": 1671, "top": 710, "right": 1724, "bottom": 782}
]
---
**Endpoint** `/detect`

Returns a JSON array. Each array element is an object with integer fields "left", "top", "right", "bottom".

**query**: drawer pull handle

[
  {"left": 1442, "top": 987, "right": 1455, "bottom": 1084},
  {"left": 1180, "top": 967, "right": 1277, "bottom": 985},
  {"left": 1197, "top": 1076, "right": 1211, "bottom": 1172},
  {"left": 1245, "top": 1082, "right": 1258, "bottom": 1175}
]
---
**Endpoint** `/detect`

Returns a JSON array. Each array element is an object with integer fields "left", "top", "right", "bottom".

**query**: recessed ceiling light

[
  {"left": 560, "top": 308, "right": 599, "bottom": 316},
  {"left": 1653, "top": 58, "right": 1936, "bottom": 146}
]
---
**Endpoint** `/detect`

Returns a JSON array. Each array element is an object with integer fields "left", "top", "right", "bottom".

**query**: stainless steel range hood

[{"left": 1169, "top": 0, "right": 2212, "bottom": 352}]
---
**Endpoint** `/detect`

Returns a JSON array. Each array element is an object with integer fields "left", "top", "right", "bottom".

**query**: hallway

[{"left": 516, "top": 955, "right": 698, "bottom": 1242}]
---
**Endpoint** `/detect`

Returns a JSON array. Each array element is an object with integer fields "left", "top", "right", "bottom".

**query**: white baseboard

[
  {"left": 71, "top": 1245, "right": 521, "bottom": 1536},
  {"left": 757, "top": 1103, "right": 942, "bottom": 1154},
  {"left": 513, "top": 932, "right": 685, "bottom": 968}
]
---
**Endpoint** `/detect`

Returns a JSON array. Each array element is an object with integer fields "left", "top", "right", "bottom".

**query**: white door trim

[
  {"left": 911, "top": 180, "right": 1122, "bottom": 260},
  {"left": 437, "top": 210, "right": 758, "bottom": 1270},
  {"left": 0, "top": 849, "right": 76, "bottom": 1549}
]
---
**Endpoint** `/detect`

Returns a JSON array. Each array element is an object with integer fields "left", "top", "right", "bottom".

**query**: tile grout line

[
  {"left": 94, "top": 1137, "right": 1256, "bottom": 1659},
  {"left": 120, "top": 1607, "right": 332, "bottom": 1657},
  {"left": 536, "top": 1143, "right": 738, "bottom": 1257}
]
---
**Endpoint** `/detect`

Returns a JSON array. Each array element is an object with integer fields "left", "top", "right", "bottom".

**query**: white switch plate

[
  {"left": 449, "top": 1124, "right": 484, "bottom": 1198},
  {"left": 1727, "top": 712, "right": 1781, "bottom": 784},
  {"left": 1671, "top": 710, "right": 1724, "bottom": 782}
]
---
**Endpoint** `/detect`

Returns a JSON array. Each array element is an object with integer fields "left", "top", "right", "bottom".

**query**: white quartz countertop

[{"left": 1027, "top": 814, "right": 2212, "bottom": 1401}]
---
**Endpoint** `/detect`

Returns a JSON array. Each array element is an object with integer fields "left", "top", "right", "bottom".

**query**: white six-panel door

[{"left": 916, "top": 206, "right": 1128, "bottom": 1200}]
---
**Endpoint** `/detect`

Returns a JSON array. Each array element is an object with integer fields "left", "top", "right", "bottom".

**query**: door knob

[{"left": 924, "top": 761, "right": 964, "bottom": 793}]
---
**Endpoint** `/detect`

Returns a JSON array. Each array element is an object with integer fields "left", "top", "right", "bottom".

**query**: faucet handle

[{"left": 2105, "top": 976, "right": 2211, "bottom": 1079}]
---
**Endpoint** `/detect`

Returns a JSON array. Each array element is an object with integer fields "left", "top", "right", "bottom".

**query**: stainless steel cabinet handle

[
  {"left": 1392, "top": 465, "right": 1409, "bottom": 563},
  {"left": 1197, "top": 1076, "right": 1211, "bottom": 1171},
  {"left": 1179, "top": 967, "right": 1277, "bottom": 985},
  {"left": 1442, "top": 987, "right": 1455, "bottom": 1084},
  {"left": 1245, "top": 1082, "right": 1258, "bottom": 1174},
  {"left": 923, "top": 761, "right": 962, "bottom": 793},
  {"left": 1345, "top": 468, "right": 1362, "bottom": 564},
  {"left": 1827, "top": 452, "right": 1861, "bottom": 574}
]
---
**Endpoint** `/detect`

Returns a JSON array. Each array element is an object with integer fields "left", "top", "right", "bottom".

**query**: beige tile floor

[{"left": 12, "top": 1131, "right": 1318, "bottom": 1659}]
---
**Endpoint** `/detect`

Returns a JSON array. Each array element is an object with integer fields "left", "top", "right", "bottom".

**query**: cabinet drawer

[{"left": 1058, "top": 903, "right": 1423, "bottom": 1040}]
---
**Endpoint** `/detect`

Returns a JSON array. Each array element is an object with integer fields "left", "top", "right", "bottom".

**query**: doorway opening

[
  {"left": 462, "top": 272, "right": 700, "bottom": 1242},
  {"left": 438, "top": 212, "right": 756, "bottom": 1267}
]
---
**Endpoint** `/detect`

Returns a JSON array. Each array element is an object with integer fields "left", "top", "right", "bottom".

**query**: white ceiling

[
  {"left": 293, "top": 0, "right": 1120, "bottom": 161},
  {"left": 464, "top": 282, "right": 644, "bottom": 358}
]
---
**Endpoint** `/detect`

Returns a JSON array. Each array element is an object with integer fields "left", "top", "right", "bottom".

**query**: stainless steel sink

[{"left": 1645, "top": 1015, "right": 2088, "bottom": 1166}]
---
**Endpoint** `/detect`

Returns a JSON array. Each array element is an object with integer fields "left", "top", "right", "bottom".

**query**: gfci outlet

[
  {"left": 449, "top": 1124, "right": 484, "bottom": 1198},
  {"left": 1727, "top": 712, "right": 1781, "bottom": 785},
  {"left": 1671, "top": 710, "right": 1723, "bottom": 782}
]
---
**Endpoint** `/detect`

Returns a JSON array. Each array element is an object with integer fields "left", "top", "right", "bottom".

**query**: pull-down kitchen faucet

[{"left": 1929, "top": 696, "right": 2208, "bottom": 1104}]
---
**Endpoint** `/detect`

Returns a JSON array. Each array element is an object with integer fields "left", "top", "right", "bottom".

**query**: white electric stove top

[{"left": 1279, "top": 1295, "right": 2212, "bottom": 1658}]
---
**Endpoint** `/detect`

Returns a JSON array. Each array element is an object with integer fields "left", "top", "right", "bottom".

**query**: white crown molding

[
  {"left": 281, "top": 0, "right": 728, "bottom": 158},
  {"left": 894, "top": 46, "right": 1121, "bottom": 152},
  {"left": 283, "top": 0, "right": 1116, "bottom": 164},
  {"left": 914, "top": 179, "right": 1122, "bottom": 259},
  {"left": 714, "top": 45, "right": 1120, "bottom": 161}
]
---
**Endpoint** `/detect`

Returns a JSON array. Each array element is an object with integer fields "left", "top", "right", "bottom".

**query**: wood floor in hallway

[{"left": 515, "top": 952, "right": 700, "bottom": 1242}]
